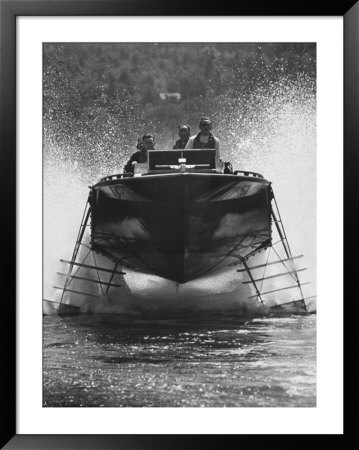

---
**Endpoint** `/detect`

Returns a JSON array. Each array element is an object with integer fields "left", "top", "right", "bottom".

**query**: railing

[
  {"left": 99, "top": 173, "right": 130, "bottom": 182},
  {"left": 233, "top": 170, "right": 264, "bottom": 178},
  {"left": 98, "top": 168, "right": 264, "bottom": 183}
]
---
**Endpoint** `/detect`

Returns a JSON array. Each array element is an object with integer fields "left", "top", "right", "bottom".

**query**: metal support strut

[
  {"left": 240, "top": 257, "right": 264, "bottom": 305},
  {"left": 236, "top": 188, "right": 311, "bottom": 313},
  {"left": 60, "top": 197, "right": 91, "bottom": 304},
  {"left": 270, "top": 190, "right": 307, "bottom": 311}
]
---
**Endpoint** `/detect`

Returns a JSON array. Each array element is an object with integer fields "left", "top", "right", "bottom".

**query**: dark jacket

[
  {"left": 124, "top": 150, "right": 147, "bottom": 174},
  {"left": 193, "top": 132, "right": 216, "bottom": 149},
  {"left": 173, "top": 138, "right": 189, "bottom": 149}
]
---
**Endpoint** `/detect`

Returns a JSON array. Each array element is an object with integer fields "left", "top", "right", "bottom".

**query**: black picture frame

[{"left": 1, "top": 1, "right": 357, "bottom": 448}]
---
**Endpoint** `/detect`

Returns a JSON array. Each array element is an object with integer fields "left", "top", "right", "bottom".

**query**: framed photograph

[{"left": 2, "top": 1, "right": 356, "bottom": 448}]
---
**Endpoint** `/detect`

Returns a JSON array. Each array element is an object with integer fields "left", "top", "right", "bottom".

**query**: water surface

[{"left": 43, "top": 312, "right": 316, "bottom": 407}]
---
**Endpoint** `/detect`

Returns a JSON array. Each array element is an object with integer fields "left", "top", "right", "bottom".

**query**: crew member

[
  {"left": 173, "top": 125, "right": 191, "bottom": 149},
  {"left": 124, "top": 134, "right": 155, "bottom": 175},
  {"left": 185, "top": 117, "right": 233, "bottom": 174},
  {"left": 185, "top": 117, "right": 220, "bottom": 152}
]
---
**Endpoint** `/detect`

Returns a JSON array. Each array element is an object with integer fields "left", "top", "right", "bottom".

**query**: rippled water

[{"left": 43, "top": 312, "right": 316, "bottom": 407}]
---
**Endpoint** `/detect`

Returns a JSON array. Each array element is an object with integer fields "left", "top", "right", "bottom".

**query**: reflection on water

[{"left": 43, "top": 312, "right": 316, "bottom": 407}]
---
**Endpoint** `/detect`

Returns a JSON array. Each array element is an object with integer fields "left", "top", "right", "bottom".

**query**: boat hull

[{"left": 90, "top": 173, "right": 272, "bottom": 283}]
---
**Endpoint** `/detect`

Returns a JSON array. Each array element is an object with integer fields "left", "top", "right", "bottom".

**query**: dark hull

[{"left": 90, "top": 173, "right": 272, "bottom": 283}]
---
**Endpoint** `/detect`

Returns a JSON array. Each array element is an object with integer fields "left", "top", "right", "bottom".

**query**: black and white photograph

[
  {"left": 0, "top": 3, "right": 351, "bottom": 444},
  {"left": 42, "top": 41, "right": 317, "bottom": 408}
]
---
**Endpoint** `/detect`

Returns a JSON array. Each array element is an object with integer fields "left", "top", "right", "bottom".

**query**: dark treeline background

[{"left": 43, "top": 43, "right": 316, "bottom": 174}]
